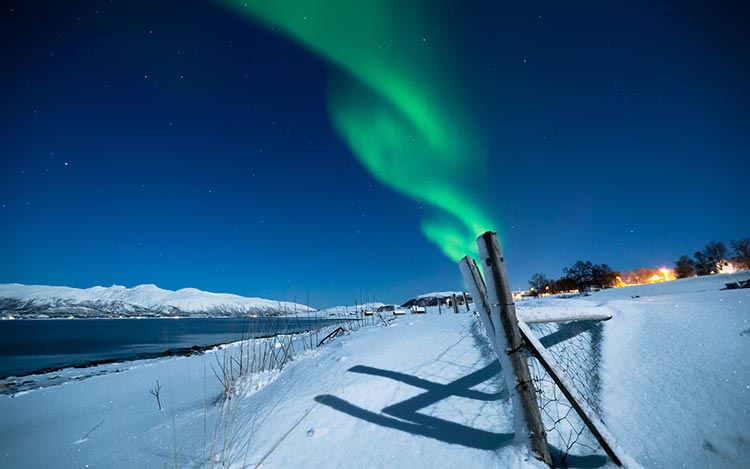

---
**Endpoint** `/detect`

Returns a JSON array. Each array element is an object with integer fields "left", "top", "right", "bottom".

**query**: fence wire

[{"left": 523, "top": 320, "right": 608, "bottom": 466}]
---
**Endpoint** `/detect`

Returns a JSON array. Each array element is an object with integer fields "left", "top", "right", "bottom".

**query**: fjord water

[{"left": 0, "top": 317, "right": 335, "bottom": 378}]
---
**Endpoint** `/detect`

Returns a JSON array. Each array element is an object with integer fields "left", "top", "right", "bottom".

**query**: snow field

[{"left": 0, "top": 271, "right": 748, "bottom": 468}]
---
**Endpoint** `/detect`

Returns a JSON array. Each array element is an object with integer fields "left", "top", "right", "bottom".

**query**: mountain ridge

[{"left": 0, "top": 283, "right": 315, "bottom": 319}]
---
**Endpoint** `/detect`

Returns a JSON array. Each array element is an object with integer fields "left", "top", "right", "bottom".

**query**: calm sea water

[{"left": 0, "top": 317, "right": 338, "bottom": 378}]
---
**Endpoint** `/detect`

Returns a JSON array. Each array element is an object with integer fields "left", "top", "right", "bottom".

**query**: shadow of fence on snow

[{"left": 314, "top": 362, "right": 512, "bottom": 450}]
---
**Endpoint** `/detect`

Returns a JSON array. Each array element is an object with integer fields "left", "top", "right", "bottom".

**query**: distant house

[
  {"left": 696, "top": 258, "right": 737, "bottom": 276},
  {"left": 717, "top": 259, "right": 736, "bottom": 274}
]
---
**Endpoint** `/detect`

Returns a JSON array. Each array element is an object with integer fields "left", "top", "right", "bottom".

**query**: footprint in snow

[
  {"left": 306, "top": 427, "right": 329, "bottom": 439},
  {"left": 702, "top": 439, "right": 719, "bottom": 454}
]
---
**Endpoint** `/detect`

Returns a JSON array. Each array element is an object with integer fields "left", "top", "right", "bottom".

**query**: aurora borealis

[
  {"left": 222, "top": 0, "right": 495, "bottom": 261},
  {"left": 1, "top": 1, "right": 747, "bottom": 306}
]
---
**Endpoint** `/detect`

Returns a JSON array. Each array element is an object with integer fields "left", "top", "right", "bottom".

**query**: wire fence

[{"left": 523, "top": 320, "right": 607, "bottom": 466}]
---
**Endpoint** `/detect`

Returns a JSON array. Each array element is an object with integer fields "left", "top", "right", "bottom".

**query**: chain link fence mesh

[{"left": 523, "top": 320, "right": 609, "bottom": 467}]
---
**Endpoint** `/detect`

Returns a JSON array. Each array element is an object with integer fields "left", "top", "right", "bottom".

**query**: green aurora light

[{"left": 221, "top": 0, "right": 496, "bottom": 261}]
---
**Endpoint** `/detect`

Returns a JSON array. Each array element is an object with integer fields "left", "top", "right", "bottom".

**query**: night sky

[{"left": 2, "top": 1, "right": 748, "bottom": 307}]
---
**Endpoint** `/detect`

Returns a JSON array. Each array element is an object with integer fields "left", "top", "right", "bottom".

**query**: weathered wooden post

[
  {"left": 459, "top": 257, "right": 499, "bottom": 358},
  {"left": 463, "top": 232, "right": 624, "bottom": 467},
  {"left": 451, "top": 294, "right": 460, "bottom": 313},
  {"left": 463, "top": 292, "right": 471, "bottom": 312},
  {"left": 475, "top": 232, "right": 552, "bottom": 465}
]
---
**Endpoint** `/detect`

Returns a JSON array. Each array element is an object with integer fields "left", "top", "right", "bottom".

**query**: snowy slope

[
  {"left": 0, "top": 313, "right": 541, "bottom": 468},
  {"left": 0, "top": 283, "right": 315, "bottom": 318}
]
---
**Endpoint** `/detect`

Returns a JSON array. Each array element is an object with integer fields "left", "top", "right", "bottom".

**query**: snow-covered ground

[
  {"left": 0, "top": 272, "right": 748, "bottom": 468},
  {"left": 596, "top": 274, "right": 750, "bottom": 468}
]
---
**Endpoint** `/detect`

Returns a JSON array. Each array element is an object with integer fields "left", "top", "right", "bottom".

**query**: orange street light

[{"left": 660, "top": 268, "right": 669, "bottom": 281}]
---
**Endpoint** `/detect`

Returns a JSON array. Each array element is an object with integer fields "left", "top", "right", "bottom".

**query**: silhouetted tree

[
  {"left": 552, "top": 276, "right": 578, "bottom": 293},
  {"left": 563, "top": 261, "right": 594, "bottom": 291},
  {"left": 703, "top": 241, "right": 728, "bottom": 263},
  {"left": 674, "top": 255, "right": 696, "bottom": 279},
  {"left": 694, "top": 251, "right": 711, "bottom": 276},
  {"left": 592, "top": 263, "right": 619, "bottom": 288},
  {"left": 528, "top": 273, "right": 551, "bottom": 293},
  {"left": 694, "top": 241, "right": 729, "bottom": 275},
  {"left": 562, "top": 261, "right": 619, "bottom": 290},
  {"left": 731, "top": 238, "right": 750, "bottom": 270}
]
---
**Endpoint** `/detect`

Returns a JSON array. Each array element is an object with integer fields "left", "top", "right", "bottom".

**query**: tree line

[
  {"left": 528, "top": 261, "right": 619, "bottom": 294},
  {"left": 674, "top": 239, "right": 750, "bottom": 278},
  {"left": 528, "top": 238, "right": 749, "bottom": 294}
]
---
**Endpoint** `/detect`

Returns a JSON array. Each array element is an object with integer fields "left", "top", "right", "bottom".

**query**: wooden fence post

[
  {"left": 477, "top": 232, "right": 552, "bottom": 466},
  {"left": 463, "top": 292, "right": 471, "bottom": 312},
  {"left": 451, "top": 294, "right": 460, "bottom": 313},
  {"left": 459, "top": 257, "right": 499, "bottom": 358}
]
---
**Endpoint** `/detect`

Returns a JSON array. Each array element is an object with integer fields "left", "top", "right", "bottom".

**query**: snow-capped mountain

[
  {"left": 400, "top": 291, "right": 472, "bottom": 308},
  {"left": 0, "top": 283, "right": 316, "bottom": 319}
]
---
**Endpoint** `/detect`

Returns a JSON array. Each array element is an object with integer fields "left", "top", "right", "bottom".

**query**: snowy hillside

[{"left": 0, "top": 283, "right": 315, "bottom": 318}]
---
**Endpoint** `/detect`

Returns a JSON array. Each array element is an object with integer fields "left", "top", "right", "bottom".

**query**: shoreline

[{"left": 0, "top": 318, "right": 350, "bottom": 385}]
